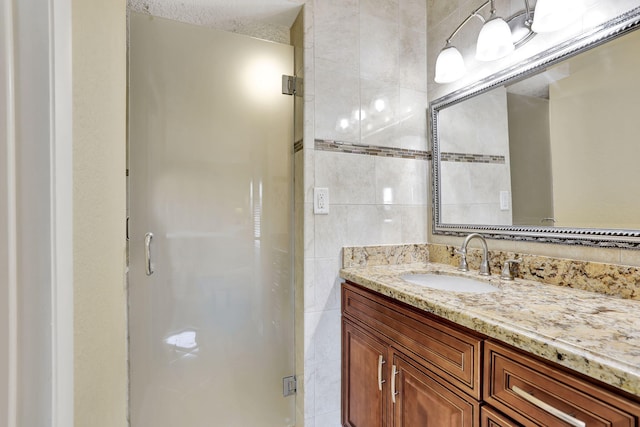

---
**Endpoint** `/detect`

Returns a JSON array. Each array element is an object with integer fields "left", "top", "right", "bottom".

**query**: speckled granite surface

[
  {"left": 429, "top": 244, "right": 640, "bottom": 300},
  {"left": 344, "top": 243, "right": 640, "bottom": 300},
  {"left": 340, "top": 262, "right": 640, "bottom": 397},
  {"left": 343, "top": 244, "right": 429, "bottom": 268}
]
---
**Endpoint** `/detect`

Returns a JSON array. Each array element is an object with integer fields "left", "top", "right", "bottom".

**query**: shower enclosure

[{"left": 128, "top": 13, "right": 295, "bottom": 426}]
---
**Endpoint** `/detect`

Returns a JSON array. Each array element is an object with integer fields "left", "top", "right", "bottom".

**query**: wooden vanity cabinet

[
  {"left": 342, "top": 282, "right": 482, "bottom": 427},
  {"left": 343, "top": 281, "right": 640, "bottom": 427}
]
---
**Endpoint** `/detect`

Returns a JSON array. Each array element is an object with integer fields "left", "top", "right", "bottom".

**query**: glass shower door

[{"left": 128, "top": 13, "right": 295, "bottom": 426}]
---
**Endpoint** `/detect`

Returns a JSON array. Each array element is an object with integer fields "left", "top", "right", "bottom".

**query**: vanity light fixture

[
  {"left": 475, "top": 5, "right": 515, "bottom": 62},
  {"left": 435, "top": 0, "right": 524, "bottom": 83},
  {"left": 434, "top": 44, "right": 466, "bottom": 83},
  {"left": 434, "top": 0, "right": 585, "bottom": 84},
  {"left": 531, "top": 0, "right": 585, "bottom": 33}
]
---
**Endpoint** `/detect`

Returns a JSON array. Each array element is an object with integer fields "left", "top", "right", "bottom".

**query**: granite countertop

[{"left": 340, "top": 262, "right": 640, "bottom": 397}]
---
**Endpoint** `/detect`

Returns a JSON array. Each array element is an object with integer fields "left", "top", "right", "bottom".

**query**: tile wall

[{"left": 299, "top": 0, "right": 428, "bottom": 425}]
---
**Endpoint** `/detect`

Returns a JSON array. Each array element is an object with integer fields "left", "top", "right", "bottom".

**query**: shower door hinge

[
  {"left": 283, "top": 375, "right": 297, "bottom": 397},
  {"left": 282, "top": 75, "right": 303, "bottom": 97}
]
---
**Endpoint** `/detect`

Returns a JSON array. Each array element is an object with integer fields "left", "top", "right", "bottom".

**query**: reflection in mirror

[
  {"left": 439, "top": 87, "right": 513, "bottom": 226},
  {"left": 432, "top": 8, "right": 640, "bottom": 247}
]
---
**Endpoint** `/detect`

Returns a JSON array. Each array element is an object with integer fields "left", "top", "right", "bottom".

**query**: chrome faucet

[{"left": 455, "top": 233, "right": 490, "bottom": 276}]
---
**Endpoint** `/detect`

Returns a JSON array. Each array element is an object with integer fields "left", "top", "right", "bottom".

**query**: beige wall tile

[
  {"left": 314, "top": 151, "right": 376, "bottom": 204},
  {"left": 360, "top": 14, "right": 400, "bottom": 83}
]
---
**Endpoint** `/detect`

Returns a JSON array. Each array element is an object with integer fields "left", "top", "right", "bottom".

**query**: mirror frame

[{"left": 430, "top": 6, "right": 640, "bottom": 249}]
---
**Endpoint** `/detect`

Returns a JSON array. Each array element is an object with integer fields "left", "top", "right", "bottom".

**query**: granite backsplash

[{"left": 343, "top": 243, "right": 640, "bottom": 300}]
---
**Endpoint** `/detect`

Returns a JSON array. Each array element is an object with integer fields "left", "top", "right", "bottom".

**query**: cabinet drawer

[
  {"left": 343, "top": 282, "right": 483, "bottom": 399},
  {"left": 484, "top": 341, "right": 640, "bottom": 427},
  {"left": 481, "top": 406, "right": 520, "bottom": 427}
]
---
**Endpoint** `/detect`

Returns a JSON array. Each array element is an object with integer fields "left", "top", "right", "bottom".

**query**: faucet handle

[
  {"left": 500, "top": 259, "right": 522, "bottom": 281},
  {"left": 454, "top": 248, "right": 468, "bottom": 272}
]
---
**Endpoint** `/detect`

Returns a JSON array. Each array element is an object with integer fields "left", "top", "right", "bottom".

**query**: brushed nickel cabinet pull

[
  {"left": 512, "top": 385, "right": 586, "bottom": 427},
  {"left": 391, "top": 365, "right": 399, "bottom": 404},
  {"left": 377, "top": 355, "right": 386, "bottom": 391}
]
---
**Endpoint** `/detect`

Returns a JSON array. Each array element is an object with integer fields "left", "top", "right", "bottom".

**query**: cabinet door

[
  {"left": 342, "top": 319, "right": 388, "bottom": 427},
  {"left": 391, "top": 350, "right": 479, "bottom": 427}
]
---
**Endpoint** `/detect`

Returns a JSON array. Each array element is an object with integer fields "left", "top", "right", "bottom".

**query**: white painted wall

[{"left": 72, "top": 0, "right": 128, "bottom": 426}]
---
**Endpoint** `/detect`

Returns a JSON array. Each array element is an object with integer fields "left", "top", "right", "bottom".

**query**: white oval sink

[{"left": 401, "top": 273, "right": 499, "bottom": 294}]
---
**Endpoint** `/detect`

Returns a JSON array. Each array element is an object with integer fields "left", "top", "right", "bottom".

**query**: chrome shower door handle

[{"left": 145, "top": 232, "right": 154, "bottom": 276}]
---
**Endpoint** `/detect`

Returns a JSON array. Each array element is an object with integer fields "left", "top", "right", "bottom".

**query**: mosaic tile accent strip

[
  {"left": 315, "top": 139, "right": 431, "bottom": 160},
  {"left": 428, "top": 243, "right": 640, "bottom": 300},
  {"left": 440, "top": 152, "right": 505, "bottom": 164},
  {"left": 343, "top": 244, "right": 429, "bottom": 268},
  {"left": 293, "top": 139, "right": 303, "bottom": 153}
]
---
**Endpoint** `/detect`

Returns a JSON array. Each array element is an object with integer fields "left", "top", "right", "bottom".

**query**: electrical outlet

[
  {"left": 314, "top": 187, "right": 329, "bottom": 214},
  {"left": 500, "top": 191, "right": 510, "bottom": 211}
]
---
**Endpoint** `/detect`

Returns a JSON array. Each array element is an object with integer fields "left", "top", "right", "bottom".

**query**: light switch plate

[{"left": 314, "top": 187, "right": 329, "bottom": 214}]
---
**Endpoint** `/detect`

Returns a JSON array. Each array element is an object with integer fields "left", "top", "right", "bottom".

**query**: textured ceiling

[{"left": 128, "top": 0, "right": 304, "bottom": 43}]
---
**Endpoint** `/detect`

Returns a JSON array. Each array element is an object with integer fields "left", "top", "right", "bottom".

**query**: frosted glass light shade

[
  {"left": 476, "top": 17, "right": 514, "bottom": 61},
  {"left": 434, "top": 46, "right": 465, "bottom": 84},
  {"left": 532, "top": 0, "right": 585, "bottom": 33}
]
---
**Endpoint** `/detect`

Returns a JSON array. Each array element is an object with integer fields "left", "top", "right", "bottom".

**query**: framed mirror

[{"left": 430, "top": 7, "right": 640, "bottom": 249}]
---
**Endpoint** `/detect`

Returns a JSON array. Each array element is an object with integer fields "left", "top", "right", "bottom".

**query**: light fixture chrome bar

[
  {"left": 445, "top": 0, "right": 533, "bottom": 45},
  {"left": 445, "top": 0, "right": 491, "bottom": 44},
  {"left": 523, "top": 0, "right": 532, "bottom": 24},
  {"left": 435, "top": 0, "right": 538, "bottom": 84}
]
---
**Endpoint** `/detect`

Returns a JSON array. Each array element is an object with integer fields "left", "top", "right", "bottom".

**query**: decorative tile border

[
  {"left": 342, "top": 244, "right": 429, "bottom": 268},
  {"left": 315, "top": 139, "right": 431, "bottom": 160},
  {"left": 440, "top": 152, "right": 505, "bottom": 164},
  {"left": 293, "top": 139, "right": 303, "bottom": 153}
]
